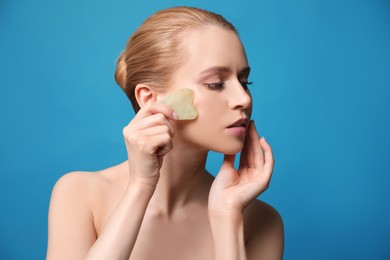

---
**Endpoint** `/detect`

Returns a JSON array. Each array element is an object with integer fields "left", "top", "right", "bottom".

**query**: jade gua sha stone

[{"left": 161, "top": 88, "right": 198, "bottom": 120}]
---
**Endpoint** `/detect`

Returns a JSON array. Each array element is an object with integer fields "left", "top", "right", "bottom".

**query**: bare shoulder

[
  {"left": 50, "top": 170, "right": 105, "bottom": 205},
  {"left": 243, "top": 199, "right": 284, "bottom": 259},
  {"left": 47, "top": 165, "right": 126, "bottom": 259},
  {"left": 49, "top": 165, "right": 126, "bottom": 219},
  {"left": 53, "top": 171, "right": 99, "bottom": 192},
  {"left": 51, "top": 162, "right": 127, "bottom": 202},
  {"left": 48, "top": 170, "right": 106, "bottom": 227},
  {"left": 244, "top": 199, "right": 283, "bottom": 233}
]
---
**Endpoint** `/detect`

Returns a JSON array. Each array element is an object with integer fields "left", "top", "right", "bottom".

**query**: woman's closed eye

[
  {"left": 205, "top": 82, "right": 225, "bottom": 90},
  {"left": 204, "top": 80, "right": 253, "bottom": 91}
]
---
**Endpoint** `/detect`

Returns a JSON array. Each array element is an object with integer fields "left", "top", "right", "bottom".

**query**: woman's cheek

[{"left": 194, "top": 100, "right": 220, "bottom": 129}]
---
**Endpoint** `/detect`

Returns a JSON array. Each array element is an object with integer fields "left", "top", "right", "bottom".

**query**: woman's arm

[
  {"left": 84, "top": 182, "right": 154, "bottom": 260},
  {"left": 47, "top": 102, "right": 177, "bottom": 260},
  {"left": 209, "top": 120, "right": 282, "bottom": 260},
  {"left": 208, "top": 212, "right": 247, "bottom": 260},
  {"left": 208, "top": 206, "right": 284, "bottom": 260}
]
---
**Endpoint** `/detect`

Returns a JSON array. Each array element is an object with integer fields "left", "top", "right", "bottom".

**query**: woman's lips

[
  {"left": 225, "top": 125, "right": 247, "bottom": 135},
  {"left": 225, "top": 118, "right": 249, "bottom": 136}
]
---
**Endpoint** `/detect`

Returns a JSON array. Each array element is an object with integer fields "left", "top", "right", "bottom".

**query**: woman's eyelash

[
  {"left": 204, "top": 81, "right": 253, "bottom": 90},
  {"left": 205, "top": 82, "right": 225, "bottom": 90},
  {"left": 241, "top": 81, "right": 253, "bottom": 89}
]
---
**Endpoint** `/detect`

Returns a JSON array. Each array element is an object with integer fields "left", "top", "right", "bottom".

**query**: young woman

[{"left": 47, "top": 6, "right": 284, "bottom": 260}]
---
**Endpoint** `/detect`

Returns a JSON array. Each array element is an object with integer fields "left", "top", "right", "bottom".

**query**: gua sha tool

[{"left": 161, "top": 88, "right": 198, "bottom": 120}]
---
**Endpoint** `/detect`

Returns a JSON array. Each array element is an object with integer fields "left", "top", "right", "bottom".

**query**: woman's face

[{"left": 160, "top": 26, "right": 252, "bottom": 154}]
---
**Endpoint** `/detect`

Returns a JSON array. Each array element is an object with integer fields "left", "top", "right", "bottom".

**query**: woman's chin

[{"left": 211, "top": 143, "right": 244, "bottom": 155}]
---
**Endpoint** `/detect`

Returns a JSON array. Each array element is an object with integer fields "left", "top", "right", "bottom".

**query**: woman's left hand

[{"left": 208, "top": 121, "right": 275, "bottom": 219}]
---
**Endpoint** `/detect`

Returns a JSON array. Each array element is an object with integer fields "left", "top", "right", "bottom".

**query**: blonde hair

[{"left": 114, "top": 6, "right": 237, "bottom": 112}]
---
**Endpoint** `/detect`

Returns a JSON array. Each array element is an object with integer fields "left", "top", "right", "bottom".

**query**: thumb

[
  {"left": 222, "top": 154, "right": 235, "bottom": 168},
  {"left": 213, "top": 154, "right": 237, "bottom": 191},
  {"left": 218, "top": 154, "right": 236, "bottom": 175}
]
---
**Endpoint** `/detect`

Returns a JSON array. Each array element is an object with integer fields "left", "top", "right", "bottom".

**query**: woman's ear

[{"left": 134, "top": 84, "right": 157, "bottom": 108}]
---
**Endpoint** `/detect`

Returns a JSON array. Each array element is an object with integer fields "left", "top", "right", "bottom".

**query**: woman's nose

[{"left": 227, "top": 81, "right": 252, "bottom": 110}]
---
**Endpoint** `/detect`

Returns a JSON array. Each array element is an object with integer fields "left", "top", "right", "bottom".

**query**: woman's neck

[{"left": 147, "top": 143, "right": 213, "bottom": 218}]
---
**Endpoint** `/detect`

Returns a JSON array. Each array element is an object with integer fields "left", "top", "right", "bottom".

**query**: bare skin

[{"left": 47, "top": 26, "right": 284, "bottom": 260}]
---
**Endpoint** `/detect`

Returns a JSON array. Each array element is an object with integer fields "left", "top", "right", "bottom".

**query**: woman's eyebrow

[
  {"left": 197, "top": 66, "right": 251, "bottom": 77},
  {"left": 239, "top": 67, "right": 251, "bottom": 77},
  {"left": 198, "top": 66, "right": 232, "bottom": 77}
]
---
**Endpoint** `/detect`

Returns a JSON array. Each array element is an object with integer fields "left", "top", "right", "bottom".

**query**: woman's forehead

[{"left": 179, "top": 26, "right": 248, "bottom": 72}]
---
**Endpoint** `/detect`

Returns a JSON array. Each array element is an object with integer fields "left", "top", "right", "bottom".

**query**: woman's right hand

[{"left": 122, "top": 102, "right": 177, "bottom": 190}]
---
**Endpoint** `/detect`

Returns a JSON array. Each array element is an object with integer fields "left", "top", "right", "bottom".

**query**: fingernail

[
  {"left": 262, "top": 136, "right": 266, "bottom": 142},
  {"left": 172, "top": 112, "right": 178, "bottom": 120}
]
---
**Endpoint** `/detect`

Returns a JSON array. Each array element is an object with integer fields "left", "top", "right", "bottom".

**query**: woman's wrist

[
  {"left": 208, "top": 210, "right": 247, "bottom": 260},
  {"left": 127, "top": 171, "right": 159, "bottom": 192},
  {"left": 209, "top": 210, "right": 244, "bottom": 231},
  {"left": 125, "top": 180, "right": 155, "bottom": 203},
  {"left": 208, "top": 203, "right": 244, "bottom": 225}
]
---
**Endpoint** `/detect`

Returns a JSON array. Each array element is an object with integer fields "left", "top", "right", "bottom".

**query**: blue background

[{"left": 1, "top": 0, "right": 389, "bottom": 259}]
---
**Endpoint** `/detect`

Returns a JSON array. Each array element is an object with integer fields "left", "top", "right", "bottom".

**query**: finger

[
  {"left": 250, "top": 121, "right": 265, "bottom": 170},
  {"left": 145, "top": 133, "right": 173, "bottom": 156},
  {"left": 260, "top": 137, "right": 274, "bottom": 178},
  {"left": 135, "top": 113, "right": 175, "bottom": 136},
  {"left": 142, "top": 125, "right": 174, "bottom": 138},
  {"left": 214, "top": 154, "right": 238, "bottom": 189},
  {"left": 156, "top": 143, "right": 173, "bottom": 157},
  {"left": 135, "top": 102, "right": 177, "bottom": 121},
  {"left": 222, "top": 154, "right": 236, "bottom": 169},
  {"left": 239, "top": 122, "right": 252, "bottom": 167}
]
